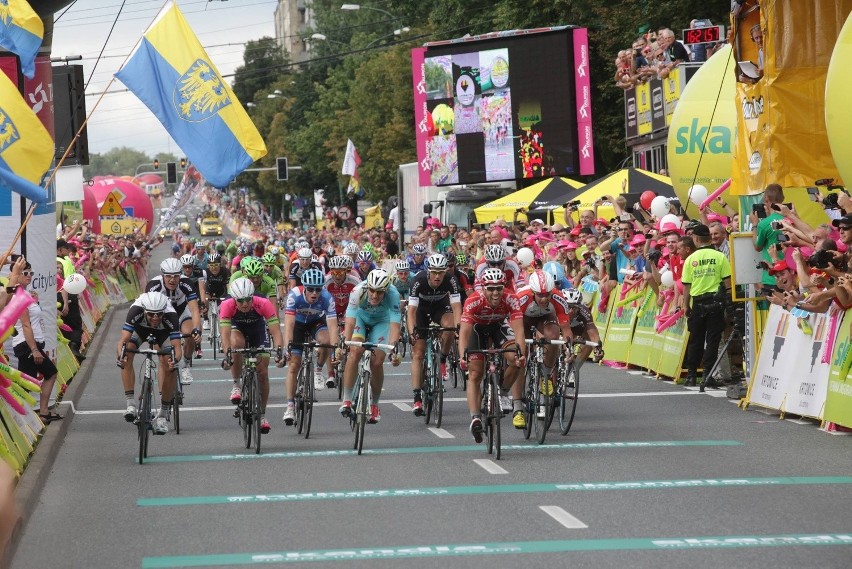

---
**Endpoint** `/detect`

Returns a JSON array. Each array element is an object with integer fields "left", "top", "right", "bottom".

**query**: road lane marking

[
  {"left": 393, "top": 403, "right": 412, "bottom": 412},
  {"left": 142, "top": 533, "right": 852, "bottom": 567},
  {"left": 473, "top": 459, "right": 507, "bottom": 474},
  {"left": 428, "top": 427, "right": 454, "bottom": 439},
  {"left": 540, "top": 505, "right": 588, "bottom": 529}
]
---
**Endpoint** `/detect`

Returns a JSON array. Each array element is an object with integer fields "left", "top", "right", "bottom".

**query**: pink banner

[
  {"left": 411, "top": 47, "right": 431, "bottom": 187},
  {"left": 573, "top": 28, "right": 595, "bottom": 176}
]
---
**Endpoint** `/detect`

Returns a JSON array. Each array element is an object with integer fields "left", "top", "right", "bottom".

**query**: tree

[{"left": 231, "top": 38, "right": 289, "bottom": 105}]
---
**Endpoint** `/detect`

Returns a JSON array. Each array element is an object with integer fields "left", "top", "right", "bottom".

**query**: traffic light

[
  {"left": 153, "top": 159, "right": 160, "bottom": 170},
  {"left": 166, "top": 162, "right": 177, "bottom": 184},
  {"left": 276, "top": 157, "right": 288, "bottom": 181},
  {"left": 180, "top": 157, "right": 187, "bottom": 168}
]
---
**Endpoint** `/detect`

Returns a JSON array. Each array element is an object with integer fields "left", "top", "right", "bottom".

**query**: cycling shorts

[
  {"left": 415, "top": 301, "right": 453, "bottom": 333},
  {"left": 467, "top": 323, "right": 515, "bottom": 362},
  {"left": 289, "top": 320, "right": 328, "bottom": 356},
  {"left": 351, "top": 313, "right": 392, "bottom": 354},
  {"left": 523, "top": 315, "right": 561, "bottom": 335},
  {"left": 130, "top": 330, "right": 172, "bottom": 349},
  {"left": 231, "top": 322, "right": 271, "bottom": 352}
]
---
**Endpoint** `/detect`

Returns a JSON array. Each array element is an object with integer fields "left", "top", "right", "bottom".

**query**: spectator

[
  {"left": 738, "top": 24, "right": 764, "bottom": 83},
  {"left": 689, "top": 19, "right": 712, "bottom": 63},
  {"left": 750, "top": 183, "right": 786, "bottom": 290},
  {"left": 387, "top": 204, "right": 399, "bottom": 232}
]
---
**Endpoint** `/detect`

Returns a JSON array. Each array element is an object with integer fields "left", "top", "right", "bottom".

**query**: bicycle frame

[
  {"left": 122, "top": 336, "right": 174, "bottom": 464},
  {"left": 344, "top": 341, "right": 394, "bottom": 455}
]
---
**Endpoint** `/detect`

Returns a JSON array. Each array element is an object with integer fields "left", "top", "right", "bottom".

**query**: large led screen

[{"left": 412, "top": 27, "right": 594, "bottom": 187}]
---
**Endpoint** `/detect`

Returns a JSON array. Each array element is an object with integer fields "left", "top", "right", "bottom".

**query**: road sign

[
  {"left": 101, "top": 218, "right": 148, "bottom": 236},
  {"left": 337, "top": 206, "right": 352, "bottom": 220},
  {"left": 98, "top": 190, "right": 125, "bottom": 217}
]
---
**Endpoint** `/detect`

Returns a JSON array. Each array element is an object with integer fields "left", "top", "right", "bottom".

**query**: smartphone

[
  {"left": 770, "top": 202, "right": 794, "bottom": 212},
  {"left": 777, "top": 234, "right": 790, "bottom": 243},
  {"left": 806, "top": 187, "right": 820, "bottom": 202},
  {"left": 752, "top": 203, "right": 767, "bottom": 219},
  {"left": 8, "top": 254, "right": 21, "bottom": 265}
]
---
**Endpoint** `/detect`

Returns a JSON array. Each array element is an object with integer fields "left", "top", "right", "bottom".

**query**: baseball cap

[
  {"left": 529, "top": 218, "right": 546, "bottom": 227},
  {"left": 831, "top": 214, "right": 852, "bottom": 228},
  {"left": 767, "top": 261, "right": 792, "bottom": 275},
  {"left": 594, "top": 218, "right": 609, "bottom": 226},
  {"left": 629, "top": 235, "right": 647, "bottom": 247},
  {"left": 570, "top": 227, "right": 581, "bottom": 237},
  {"left": 691, "top": 224, "right": 711, "bottom": 237}
]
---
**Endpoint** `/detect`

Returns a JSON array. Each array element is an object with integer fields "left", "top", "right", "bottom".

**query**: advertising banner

[
  {"left": 411, "top": 47, "right": 430, "bottom": 187},
  {"left": 655, "top": 313, "right": 689, "bottom": 379},
  {"left": 602, "top": 284, "right": 641, "bottom": 363},
  {"left": 628, "top": 290, "right": 658, "bottom": 370},
  {"left": 747, "top": 305, "right": 796, "bottom": 411},
  {"left": 825, "top": 312, "right": 852, "bottom": 428},
  {"left": 783, "top": 310, "right": 833, "bottom": 419},
  {"left": 635, "top": 82, "right": 652, "bottom": 136},
  {"left": 572, "top": 27, "right": 595, "bottom": 175},
  {"left": 592, "top": 288, "right": 614, "bottom": 346}
]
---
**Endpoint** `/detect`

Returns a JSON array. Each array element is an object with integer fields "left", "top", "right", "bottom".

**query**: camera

[
  {"left": 564, "top": 200, "right": 581, "bottom": 210},
  {"left": 807, "top": 250, "right": 834, "bottom": 269},
  {"left": 647, "top": 249, "right": 662, "bottom": 263},
  {"left": 770, "top": 221, "right": 784, "bottom": 230},
  {"left": 822, "top": 193, "right": 841, "bottom": 209}
]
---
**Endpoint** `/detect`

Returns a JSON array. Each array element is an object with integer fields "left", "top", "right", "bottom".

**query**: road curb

[{"left": 8, "top": 304, "right": 121, "bottom": 564}]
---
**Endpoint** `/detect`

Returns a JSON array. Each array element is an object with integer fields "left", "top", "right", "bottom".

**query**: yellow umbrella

[{"left": 473, "top": 177, "right": 584, "bottom": 224}]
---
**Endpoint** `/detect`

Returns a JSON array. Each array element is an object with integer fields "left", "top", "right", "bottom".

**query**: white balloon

[
  {"left": 688, "top": 184, "right": 708, "bottom": 206},
  {"left": 660, "top": 213, "right": 681, "bottom": 229},
  {"left": 63, "top": 273, "right": 87, "bottom": 295},
  {"left": 516, "top": 247, "right": 535, "bottom": 268},
  {"left": 355, "top": 216, "right": 363, "bottom": 224},
  {"left": 650, "top": 196, "right": 670, "bottom": 218},
  {"left": 660, "top": 270, "right": 675, "bottom": 288}
]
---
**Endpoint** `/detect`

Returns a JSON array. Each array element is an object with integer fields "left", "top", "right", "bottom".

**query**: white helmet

[
  {"left": 484, "top": 244, "right": 505, "bottom": 263},
  {"left": 328, "top": 255, "right": 349, "bottom": 270},
  {"left": 426, "top": 254, "right": 447, "bottom": 270},
  {"left": 562, "top": 288, "right": 583, "bottom": 305},
  {"left": 411, "top": 243, "right": 426, "bottom": 255},
  {"left": 229, "top": 277, "right": 255, "bottom": 299},
  {"left": 366, "top": 269, "right": 391, "bottom": 291},
  {"left": 160, "top": 257, "right": 182, "bottom": 274},
  {"left": 528, "top": 270, "right": 555, "bottom": 294},
  {"left": 297, "top": 247, "right": 312, "bottom": 259},
  {"left": 480, "top": 267, "right": 505, "bottom": 286},
  {"left": 395, "top": 260, "right": 410, "bottom": 272},
  {"left": 179, "top": 254, "right": 195, "bottom": 266},
  {"left": 344, "top": 243, "right": 359, "bottom": 255},
  {"left": 139, "top": 291, "right": 169, "bottom": 312}
]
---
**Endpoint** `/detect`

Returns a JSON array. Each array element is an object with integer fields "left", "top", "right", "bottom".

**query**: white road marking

[
  {"left": 428, "top": 427, "right": 454, "bottom": 439},
  {"left": 473, "top": 459, "right": 507, "bottom": 474},
  {"left": 539, "top": 505, "right": 588, "bottom": 529},
  {"left": 393, "top": 402, "right": 412, "bottom": 412},
  {"left": 627, "top": 371, "right": 644, "bottom": 376}
]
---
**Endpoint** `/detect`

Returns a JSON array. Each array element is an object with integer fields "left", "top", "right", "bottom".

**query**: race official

[{"left": 681, "top": 224, "right": 731, "bottom": 390}]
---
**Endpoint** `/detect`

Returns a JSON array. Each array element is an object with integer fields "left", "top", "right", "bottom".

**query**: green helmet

[
  {"left": 261, "top": 252, "right": 276, "bottom": 265},
  {"left": 242, "top": 258, "right": 264, "bottom": 277}
]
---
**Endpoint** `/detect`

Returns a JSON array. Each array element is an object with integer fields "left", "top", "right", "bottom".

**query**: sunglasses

[
  {"left": 21, "top": 271, "right": 34, "bottom": 276},
  {"left": 305, "top": 287, "right": 322, "bottom": 294},
  {"left": 208, "top": 263, "right": 220, "bottom": 268},
  {"left": 163, "top": 273, "right": 180, "bottom": 278},
  {"left": 484, "top": 286, "right": 504, "bottom": 292},
  {"left": 839, "top": 226, "right": 852, "bottom": 231},
  {"left": 236, "top": 297, "right": 253, "bottom": 304},
  {"left": 428, "top": 270, "right": 445, "bottom": 276},
  {"left": 486, "top": 260, "right": 505, "bottom": 267},
  {"left": 367, "top": 288, "right": 386, "bottom": 294},
  {"left": 145, "top": 311, "right": 164, "bottom": 318},
  {"left": 534, "top": 291, "right": 552, "bottom": 298},
  {"left": 331, "top": 269, "right": 347, "bottom": 275}
]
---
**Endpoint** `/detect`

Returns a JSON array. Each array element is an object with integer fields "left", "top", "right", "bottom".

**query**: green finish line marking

[
  {"left": 141, "top": 534, "right": 852, "bottom": 567},
  {"left": 140, "top": 440, "right": 741, "bottom": 464},
  {"left": 136, "top": 476, "right": 852, "bottom": 507}
]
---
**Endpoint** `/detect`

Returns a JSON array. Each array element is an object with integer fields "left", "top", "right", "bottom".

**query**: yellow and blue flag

[
  {"left": 0, "top": 0, "right": 44, "bottom": 79},
  {"left": 115, "top": 1, "right": 266, "bottom": 188},
  {"left": 0, "top": 68, "right": 52, "bottom": 200}
]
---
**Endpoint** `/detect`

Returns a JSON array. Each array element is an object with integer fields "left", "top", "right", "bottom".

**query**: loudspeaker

[{"left": 52, "top": 65, "right": 89, "bottom": 165}]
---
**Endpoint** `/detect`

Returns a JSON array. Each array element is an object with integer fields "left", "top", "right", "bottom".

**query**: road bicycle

[
  {"left": 344, "top": 340, "right": 394, "bottom": 455},
  {"left": 397, "top": 307, "right": 409, "bottom": 358},
  {"left": 448, "top": 339, "right": 464, "bottom": 391},
  {"left": 558, "top": 338, "right": 600, "bottom": 435},
  {"left": 227, "top": 346, "right": 273, "bottom": 454},
  {"left": 417, "top": 325, "right": 456, "bottom": 428},
  {"left": 294, "top": 340, "right": 337, "bottom": 439},
  {"left": 207, "top": 297, "right": 222, "bottom": 360},
  {"left": 523, "top": 335, "right": 567, "bottom": 445},
  {"left": 335, "top": 331, "right": 346, "bottom": 400},
  {"left": 466, "top": 346, "right": 518, "bottom": 460},
  {"left": 121, "top": 335, "right": 174, "bottom": 465}
]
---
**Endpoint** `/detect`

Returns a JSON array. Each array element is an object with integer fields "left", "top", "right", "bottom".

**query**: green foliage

[{"left": 83, "top": 147, "right": 177, "bottom": 179}]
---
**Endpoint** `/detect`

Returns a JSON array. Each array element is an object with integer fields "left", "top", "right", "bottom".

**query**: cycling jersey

[
  {"left": 392, "top": 272, "right": 414, "bottom": 299},
  {"left": 183, "top": 269, "right": 207, "bottom": 297},
  {"left": 264, "top": 265, "right": 284, "bottom": 286},
  {"left": 123, "top": 301, "right": 181, "bottom": 345},
  {"left": 568, "top": 302, "right": 595, "bottom": 331},
  {"left": 325, "top": 273, "right": 360, "bottom": 318},
  {"left": 284, "top": 286, "right": 337, "bottom": 324},
  {"left": 193, "top": 253, "right": 209, "bottom": 271},
  {"left": 205, "top": 267, "right": 231, "bottom": 298},
  {"left": 220, "top": 295, "right": 279, "bottom": 329},
  {"left": 408, "top": 271, "right": 461, "bottom": 308},
  {"left": 473, "top": 258, "right": 523, "bottom": 292},
  {"left": 356, "top": 262, "right": 377, "bottom": 281},
  {"left": 406, "top": 255, "right": 427, "bottom": 274},
  {"left": 461, "top": 290, "right": 523, "bottom": 326},
  {"left": 229, "top": 271, "right": 278, "bottom": 299},
  {"left": 451, "top": 268, "right": 472, "bottom": 304},
  {"left": 515, "top": 287, "right": 571, "bottom": 323},
  {"left": 345, "top": 282, "right": 401, "bottom": 350},
  {"left": 145, "top": 276, "right": 198, "bottom": 315},
  {"left": 288, "top": 261, "right": 324, "bottom": 284}
]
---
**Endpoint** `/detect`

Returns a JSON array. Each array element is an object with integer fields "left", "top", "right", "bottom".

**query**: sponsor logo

[
  {"left": 674, "top": 119, "right": 732, "bottom": 154},
  {"left": 741, "top": 95, "right": 764, "bottom": 120},
  {"left": 749, "top": 151, "right": 762, "bottom": 173}
]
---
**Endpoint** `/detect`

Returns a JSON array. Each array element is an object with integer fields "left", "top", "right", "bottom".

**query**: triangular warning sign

[{"left": 98, "top": 191, "right": 126, "bottom": 217}]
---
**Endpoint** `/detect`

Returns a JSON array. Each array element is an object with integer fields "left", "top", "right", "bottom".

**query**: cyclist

[
  {"left": 407, "top": 253, "right": 461, "bottom": 416},
  {"left": 146, "top": 258, "right": 202, "bottom": 386},
  {"left": 325, "top": 255, "right": 361, "bottom": 386},
  {"left": 180, "top": 253, "right": 208, "bottom": 348},
  {"left": 512, "top": 270, "right": 573, "bottom": 429},
  {"left": 281, "top": 268, "right": 339, "bottom": 425},
  {"left": 355, "top": 250, "right": 376, "bottom": 281},
  {"left": 447, "top": 253, "right": 474, "bottom": 305},
  {"left": 262, "top": 252, "right": 287, "bottom": 305},
  {"left": 230, "top": 257, "right": 279, "bottom": 316},
  {"left": 288, "top": 247, "right": 323, "bottom": 291},
  {"left": 392, "top": 259, "right": 413, "bottom": 302},
  {"left": 406, "top": 243, "right": 428, "bottom": 274},
  {"left": 474, "top": 244, "right": 523, "bottom": 292},
  {"left": 220, "top": 278, "right": 285, "bottom": 433},
  {"left": 116, "top": 292, "right": 183, "bottom": 435},
  {"left": 192, "top": 242, "right": 209, "bottom": 271},
  {"left": 343, "top": 242, "right": 360, "bottom": 266},
  {"left": 339, "top": 269, "right": 402, "bottom": 424},
  {"left": 562, "top": 288, "right": 604, "bottom": 373},
  {"left": 204, "top": 253, "right": 231, "bottom": 302},
  {"left": 457, "top": 268, "right": 526, "bottom": 443}
]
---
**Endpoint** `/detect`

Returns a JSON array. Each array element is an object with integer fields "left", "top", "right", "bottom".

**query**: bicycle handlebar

[
  {"left": 574, "top": 339, "right": 602, "bottom": 348},
  {"left": 524, "top": 338, "right": 566, "bottom": 345},
  {"left": 292, "top": 342, "right": 338, "bottom": 350},
  {"left": 344, "top": 341, "right": 395, "bottom": 350},
  {"left": 465, "top": 347, "right": 520, "bottom": 356}
]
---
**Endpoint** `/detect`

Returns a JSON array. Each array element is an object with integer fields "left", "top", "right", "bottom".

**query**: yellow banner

[
  {"left": 635, "top": 82, "right": 652, "bottom": 136},
  {"left": 100, "top": 217, "right": 148, "bottom": 236}
]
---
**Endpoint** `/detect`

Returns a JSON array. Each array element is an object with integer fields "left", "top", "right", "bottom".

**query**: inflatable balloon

[
  {"left": 516, "top": 247, "right": 534, "bottom": 268},
  {"left": 650, "top": 196, "right": 670, "bottom": 218},
  {"left": 687, "top": 184, "right": 708, "bottom": 206},
  {"left": 355, "top": 216, "right": 363, "bottom": 225},
  {"left": 659, "top": 213, "right": 681, "bottom": 229},
  {"left": 63, "top": 273, "right": 87, "bottom": 295},
  {"left": 639, "top": 191, "right": 656, "bottom": 210},
  {"left": 660, "top": 270, "right": 675, "bottom": 288}
]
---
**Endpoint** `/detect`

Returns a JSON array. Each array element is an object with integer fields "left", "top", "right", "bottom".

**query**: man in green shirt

[
  {"left": 750, "top": 183, "right": 785, "bottom": 288},
  {"left": 436, "top": 225, "right": 454, "bottom": 253},
  {"left": 681, "top": 224, "right": 731, "bottom": 391}
]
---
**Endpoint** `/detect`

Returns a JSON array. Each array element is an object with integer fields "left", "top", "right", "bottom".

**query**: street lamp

[{"left": 340, "top": 4, "right": 406, "bottom": 27}]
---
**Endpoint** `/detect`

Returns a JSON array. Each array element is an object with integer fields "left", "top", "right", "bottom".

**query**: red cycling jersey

[
  {"left": 515, "top": 287, "right": 571, "bottom": 324},
  {"left": 473, "top": 258, "right": 522, "bottom": 292},
  {"left": 461, "top": 290, "right": 523, "bottom": 326},
  {"left": 324, "top": 273, "right": 360, "bottom": 319}
]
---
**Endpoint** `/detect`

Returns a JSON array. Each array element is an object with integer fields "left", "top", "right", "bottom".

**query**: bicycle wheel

[
  {"left": 559, "top": 362, "right": 580, "bottom": 435},
  {"left": 355, "top": 371, "right": 369, "bottom": 455},
  {"left": 210, "top": 314, "right": 218, "bottom": 361},
  {"left": 435, "top": 357, "right": 445, "bottom": 429},
  {"left": 303, "top": 363, "right": 314, "bottom": 439},
  {"left": 173, "top": 379, "right": 182, "bottom": 435},
  {"left": 485, "top": 379, "right": 494, "bottom": 455},
  {"left": 295, "top": 366, "right": 306, "bottom": 434},
  {"left": 242, "top": 372, "right": 253, "bottom": 449},
  {"left": 252, "top": 372, "right": 262, "bottom": 454},
  {"left": 534, "top": 367, "right": 552, "bottom": 445},
  {"left": 522, "top": 360, "right": 536, "bottom": 440},
  {"left": 337, "top": 358, "right": 344, "bottom": 400},
  {"left": 138, "top": 374, "right": 152, "bottom": 464},
  {"left": 422, "top": 355, "right": 433, "bottom": 425},
  {"left": 490, "top": 372, "right": 502, "bottom": 460},
  {"left": 449, "top": 343, "right": 459, "bottom": 389}
]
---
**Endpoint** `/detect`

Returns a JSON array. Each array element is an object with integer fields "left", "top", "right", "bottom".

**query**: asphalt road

[{"left": 9, "top": 210, "right": 852, "bottom": 568}]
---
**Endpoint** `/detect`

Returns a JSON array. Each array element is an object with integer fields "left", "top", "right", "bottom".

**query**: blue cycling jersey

[
  {"left": 284, "top": 286, "right": 337, "bottom": 324},
  {"left": 406, "top": 256, "right": 427, "bottom": 274},
  {"left": 345, "top": 282, "right": 401, "bottom": 324},
  {"left": 393, "top": 272, "right": 414, "bottom": 298}
]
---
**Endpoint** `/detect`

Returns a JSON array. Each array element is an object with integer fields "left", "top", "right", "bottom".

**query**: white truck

[{"left": 397, "top": 163, "right": 514, "bottom": 242}]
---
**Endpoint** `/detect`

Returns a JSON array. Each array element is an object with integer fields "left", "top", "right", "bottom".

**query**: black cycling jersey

[
  {"left": 288, "top": 261, "right": 324, "bottom": 283},
  {"left": 145, "top": 276, "right": 198, "bottom": 315},
  {"left": 408, "top": 271, "right": 461, "bottom": 308},
  {"left": 205, "top": 267, "right": 231, "bottom": 298},
  {"left": 181, "top": 269, "right": 206, "bottom": 297},
  {"left": 569, "top": 302, "right": 594, "bottom": 329},
  {"left": 122, "top": 301, "right": 181, "bottom": 340}
]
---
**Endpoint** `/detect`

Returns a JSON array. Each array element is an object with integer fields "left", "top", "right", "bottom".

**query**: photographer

[
  {"left": 750, "top": 184, "right": 786, "bottom": 290},
  {"left": 564, "top": 204, "right": 596, "bottom": 235}
]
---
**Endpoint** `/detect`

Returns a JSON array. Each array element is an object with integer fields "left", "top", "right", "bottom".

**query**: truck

[{"left": 396, "top": 163, "right": 514, "bottom": 242}]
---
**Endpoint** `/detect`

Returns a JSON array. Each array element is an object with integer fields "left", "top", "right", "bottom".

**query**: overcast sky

[{"left": 51, "top": 0, "right": 277, "bottom": 158}]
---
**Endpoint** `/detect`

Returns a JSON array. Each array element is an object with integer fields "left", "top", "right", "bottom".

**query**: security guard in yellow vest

[{"left": 681, "top": 224, "right": 731, "bottom": 391}]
